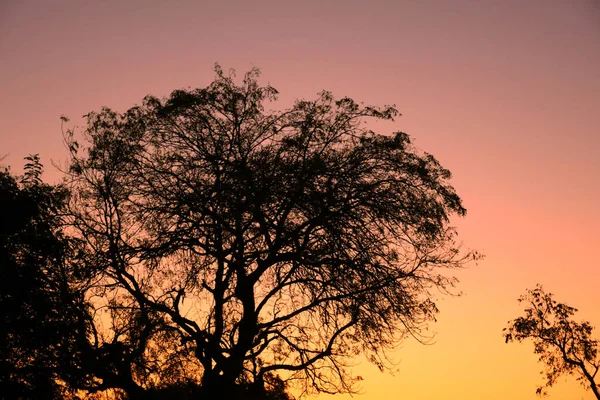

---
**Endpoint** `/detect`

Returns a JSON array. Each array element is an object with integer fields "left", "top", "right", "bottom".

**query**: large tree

[
  {"left": 64, "top": 65, "right": 477, "bottom": 398},
  {"left": 504, "top": 286, "right": 600, "bottom": 398}
]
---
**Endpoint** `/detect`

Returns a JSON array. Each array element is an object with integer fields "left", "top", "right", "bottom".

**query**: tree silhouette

[
  {"left": 63, "top": 65, "right": 477, "bottom": 398},
  {"left": 0, "top": 156, "right": 88, "bottom": 398},
  {"left": 504, "top": 285, "right": 600, "bottom": 398}
]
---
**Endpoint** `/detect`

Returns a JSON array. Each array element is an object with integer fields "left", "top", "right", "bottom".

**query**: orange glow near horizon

[{"left": 1, "top": 1, "right": 599, "bottom": 398}]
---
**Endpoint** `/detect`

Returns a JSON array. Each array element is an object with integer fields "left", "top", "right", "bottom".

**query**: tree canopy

[
  {"left": 504, "top": 285, "right": 600, "bottom": 398},
  {"left": 4, "top": 65, "right": 476, "bottom": 399},
  {"left": 61, "top": 65, "right": 477, "bottom": 397}
]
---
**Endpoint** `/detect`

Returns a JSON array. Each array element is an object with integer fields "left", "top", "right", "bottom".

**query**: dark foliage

[{"left": 0, "top": 156, "right": 85, "bottom": 399}]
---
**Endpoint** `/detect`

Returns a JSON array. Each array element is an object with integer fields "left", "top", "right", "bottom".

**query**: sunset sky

[{"left": 1, "top": 0, "right": 599, "bottom": 398}]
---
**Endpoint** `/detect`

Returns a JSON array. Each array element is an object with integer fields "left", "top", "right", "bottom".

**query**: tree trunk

[{"left": 200, "top": 371, "right": 237, "bottom": 400}]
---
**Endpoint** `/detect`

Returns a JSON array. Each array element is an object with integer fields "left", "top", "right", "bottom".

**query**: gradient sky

[{"left": 1, "top": 1, "right": 599, "bottom": 398}]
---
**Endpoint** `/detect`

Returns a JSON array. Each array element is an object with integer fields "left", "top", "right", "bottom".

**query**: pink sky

[{"left": 1, "top": 1, "right": 599, "bottom": 398}]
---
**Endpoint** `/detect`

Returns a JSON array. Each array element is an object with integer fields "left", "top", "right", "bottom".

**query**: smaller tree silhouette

[
  {"left": 504, "top": 285, "right": 600, "bottom": 398},
  {"left": 0, "top": 156, "right": 85, "bottom": 398}
]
